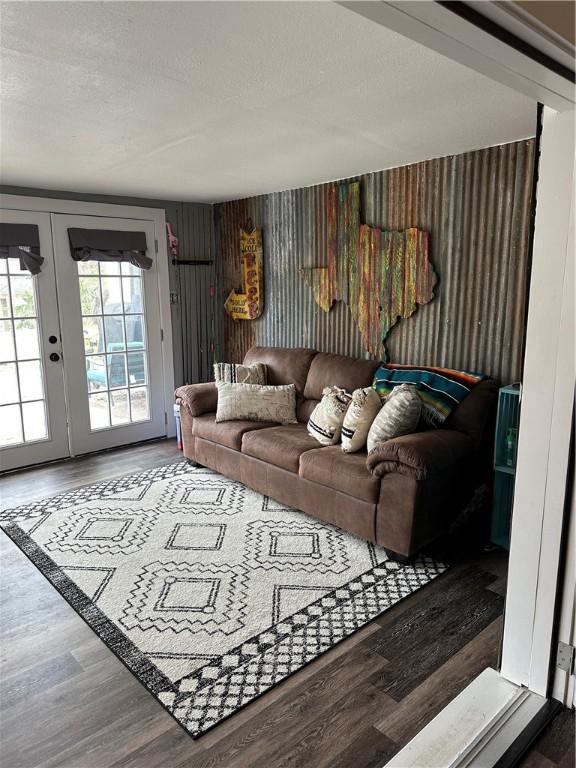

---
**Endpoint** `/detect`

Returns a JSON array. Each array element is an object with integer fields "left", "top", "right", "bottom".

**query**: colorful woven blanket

[{"left": 373, "top": 363, "right": 486, "bottom": 426}]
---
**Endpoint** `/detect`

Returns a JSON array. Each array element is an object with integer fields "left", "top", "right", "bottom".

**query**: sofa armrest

[
  {"left": 367, "top": 429, "right": 475, "bottom": 481},
  {"left": 175, "top": 382, "right": 217, "bottom": 417}
]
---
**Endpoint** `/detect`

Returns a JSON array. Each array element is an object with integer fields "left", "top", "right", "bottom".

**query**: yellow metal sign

[{"left": 224, "top": 226, "right": 264, "bottom": 320}]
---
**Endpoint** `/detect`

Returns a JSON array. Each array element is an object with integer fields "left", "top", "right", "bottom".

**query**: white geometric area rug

[{"left": 1, "top": 461, "right": 447, "bottom": 738}]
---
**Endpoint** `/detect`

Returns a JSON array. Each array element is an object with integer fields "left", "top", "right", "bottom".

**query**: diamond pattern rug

[{"left": 1, "top": 460, "right": 447, "bottom": 738}]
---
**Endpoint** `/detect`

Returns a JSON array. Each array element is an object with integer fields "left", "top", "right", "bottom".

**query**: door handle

[
  {"left": 49, "top": 352, "right": 61, "bottom": 362},
  {"left": 48, "top": 335, "right": 58, "bottom": 344}
]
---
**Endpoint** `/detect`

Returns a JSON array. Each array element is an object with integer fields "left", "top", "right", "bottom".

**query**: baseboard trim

[{"left": 385, "top": 668, "right": 551, "bottom": 768}]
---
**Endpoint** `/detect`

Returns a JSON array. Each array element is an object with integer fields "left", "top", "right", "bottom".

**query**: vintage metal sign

[{"left": 224, "top": 225, "right": 264, "bottom": 320}]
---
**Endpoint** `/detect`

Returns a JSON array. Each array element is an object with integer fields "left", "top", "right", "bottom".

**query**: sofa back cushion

[
  {"left": 243, "top": 346, "right": 317, "bottom": 397},
  {"left": 443, "top": 378, "right": 498, "bottom": 451},
  {"left": 303, "top": 352, "right": 380, "bottom": 400},
  {"left": 297, "top": 398, "right": 319, "bottom": 423}
]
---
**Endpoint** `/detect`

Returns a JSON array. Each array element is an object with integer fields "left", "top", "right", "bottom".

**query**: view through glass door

[
  {"left": 51, "top": 214, "right": 166, "bottom": 455},
  {"left": 0, "top": 210, "right": 69, "bottom": 471}
]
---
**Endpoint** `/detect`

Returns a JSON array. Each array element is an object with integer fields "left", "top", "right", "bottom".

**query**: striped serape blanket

[{"left": 373, "top": 363, "right": 486, "bottom": 426}]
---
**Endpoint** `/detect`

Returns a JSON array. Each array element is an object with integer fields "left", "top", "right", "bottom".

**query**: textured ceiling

[{"left": 0, "top": 1, "right": 536, "bottom": 202}]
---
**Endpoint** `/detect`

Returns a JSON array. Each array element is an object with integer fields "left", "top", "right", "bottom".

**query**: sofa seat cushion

[
  {"left": 299, "top": 446, "right": 380, "bottom": 504},
  {"left": 192, "top": 414, "right": 277, "bottom": 451},
  {"left": 241, "top": 423, "right": 319, "bottom": 473}
]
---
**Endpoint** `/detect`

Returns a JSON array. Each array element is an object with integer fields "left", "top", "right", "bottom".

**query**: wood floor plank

[
  {"left": 0, "top": 651, "right": 84, "bottom": 712},
  {"left": 0, "top": 665, "right": 145, "bottom": 768},
  {"left": 38, "top": 682, "right": 187, "bottom": 768},
  {"left": 370, "top": 563, "right": 494, "bottom": 635},
  {"left": 559, "top": 747, "right": 576, "bottom": 768},
  {"left": 107, "top": 726, "right": 205, "bottom": 768},
  {"left": 248, "top": 682, "right": 395, "bottom": 768},
  {"left": 518, "top": 752, "right": 558, "bottom": 768},
  {"left": 375, "top": 616, "right": 504, "bottom": 744},
  {"left": 326, "top": 726, "right": 398, "bottom": 768},
  {"left": 365, "top": 566, "right": 504, "bottom": 700},
  {"left": 526, "top": 707, "right": 575, "bottom": 765}
]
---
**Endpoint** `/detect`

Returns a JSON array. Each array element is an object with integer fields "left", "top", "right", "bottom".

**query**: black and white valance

[
  {"left": 68, "top": 228, "right": 152, "bottom": 270},
  {"left": 0, "top": 223, "right": 44, "bottom": 275}
]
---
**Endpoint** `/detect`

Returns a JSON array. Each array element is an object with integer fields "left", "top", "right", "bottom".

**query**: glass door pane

[
  {"left": 0, "top": 258, "right": 48, "bottom": 447},
  {"left": 79, "top": 261, "right": 151, "bottom": 431}
]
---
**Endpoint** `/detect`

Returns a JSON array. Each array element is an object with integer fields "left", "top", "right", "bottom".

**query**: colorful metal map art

[
  {"left": 224, "top": 223, "right": 264, "bottom": 320},
  {"left": 300, "top": 182, "right": 436, "bottom": 358}
]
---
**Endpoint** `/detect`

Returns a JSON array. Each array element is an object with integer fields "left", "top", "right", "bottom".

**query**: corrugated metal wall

[{"left": 216, "top": 139, "right": 535, "bottom": 384}]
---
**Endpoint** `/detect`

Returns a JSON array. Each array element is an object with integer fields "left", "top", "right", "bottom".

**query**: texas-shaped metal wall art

[{"left": 300, "top": 181, "right": 436, "bottom": 358}]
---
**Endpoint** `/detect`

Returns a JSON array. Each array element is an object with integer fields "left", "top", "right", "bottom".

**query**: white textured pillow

[
  {"left": 214, "top": 362, "right": 267, "bottom": 385},
  {"left": 341, "top": 387, "right": 382, "bottom": 453},
  {"left": 216, "top": 382, "right": 297, "bottom": 424},
  {"left": 307, "top": 386, "right": 352, "bottom": 446},
  {"left": 366, "top": 384, "right": 422, "bottom": 453}
]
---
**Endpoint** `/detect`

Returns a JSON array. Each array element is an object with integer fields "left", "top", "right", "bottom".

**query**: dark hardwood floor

[
  {"left": 0, "top": 439, "right": 563, "bottom": 768},
  {"left": 518, "top": 707, "right": 575, "bottom": 768}
]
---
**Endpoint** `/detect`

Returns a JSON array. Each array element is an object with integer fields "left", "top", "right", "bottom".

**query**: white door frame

[
  {"left": 500, "top": 105, "right": 575, "bottom": 696},
  {"left": 0, "top": 194, "right": 176, "bottom": 443}
]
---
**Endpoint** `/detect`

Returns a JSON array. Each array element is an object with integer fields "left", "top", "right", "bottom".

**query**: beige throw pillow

[
  {"left": 307, "top": 386, "right": 352, "bottom": 446},
  {"left": 366, "top": 384, "right": 422, "bottom": 453},
  {"left": 216, "top": 382, "right": 297, "bottom": 424},
  {"left": 341, "top": 387, "right": 382, "bottom": 453},
  {"left": 214, "top": 362, "right": 267, "bottom": 385}
]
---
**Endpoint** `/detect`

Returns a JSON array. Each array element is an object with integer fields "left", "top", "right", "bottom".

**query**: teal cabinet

[{"left": 491, "top": 384, "right": 521, "bottom": 549}]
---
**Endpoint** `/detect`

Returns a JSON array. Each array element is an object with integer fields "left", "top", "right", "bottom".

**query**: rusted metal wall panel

[
  {"left": 363, "top": 140, "right": 535, "bottom": 383},
  {"left": 216, "top": 140, "right": 534, "bottom": 384}
]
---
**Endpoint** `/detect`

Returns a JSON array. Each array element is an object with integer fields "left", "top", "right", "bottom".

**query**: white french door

[
  {"left": 0, "top": 210, "right": 69, "bottom": 471},
  {"left": 1, "top": 209, "right": 168, "bottom": 471},
  {"left": 51, "top": 214, "right": 166, "bottom": 455}
]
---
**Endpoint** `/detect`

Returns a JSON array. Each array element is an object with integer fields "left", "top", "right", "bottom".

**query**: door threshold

[
  {"left": 384, "top": 667, "right": 558, "bottom": 768},
  {"left": 1, "top": 436, "right": 173, "bottom": 476}
]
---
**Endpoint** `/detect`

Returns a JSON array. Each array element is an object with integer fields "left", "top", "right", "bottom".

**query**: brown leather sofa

[{"left": 175, "top": 346, "right": 497, "bottom": 561}]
